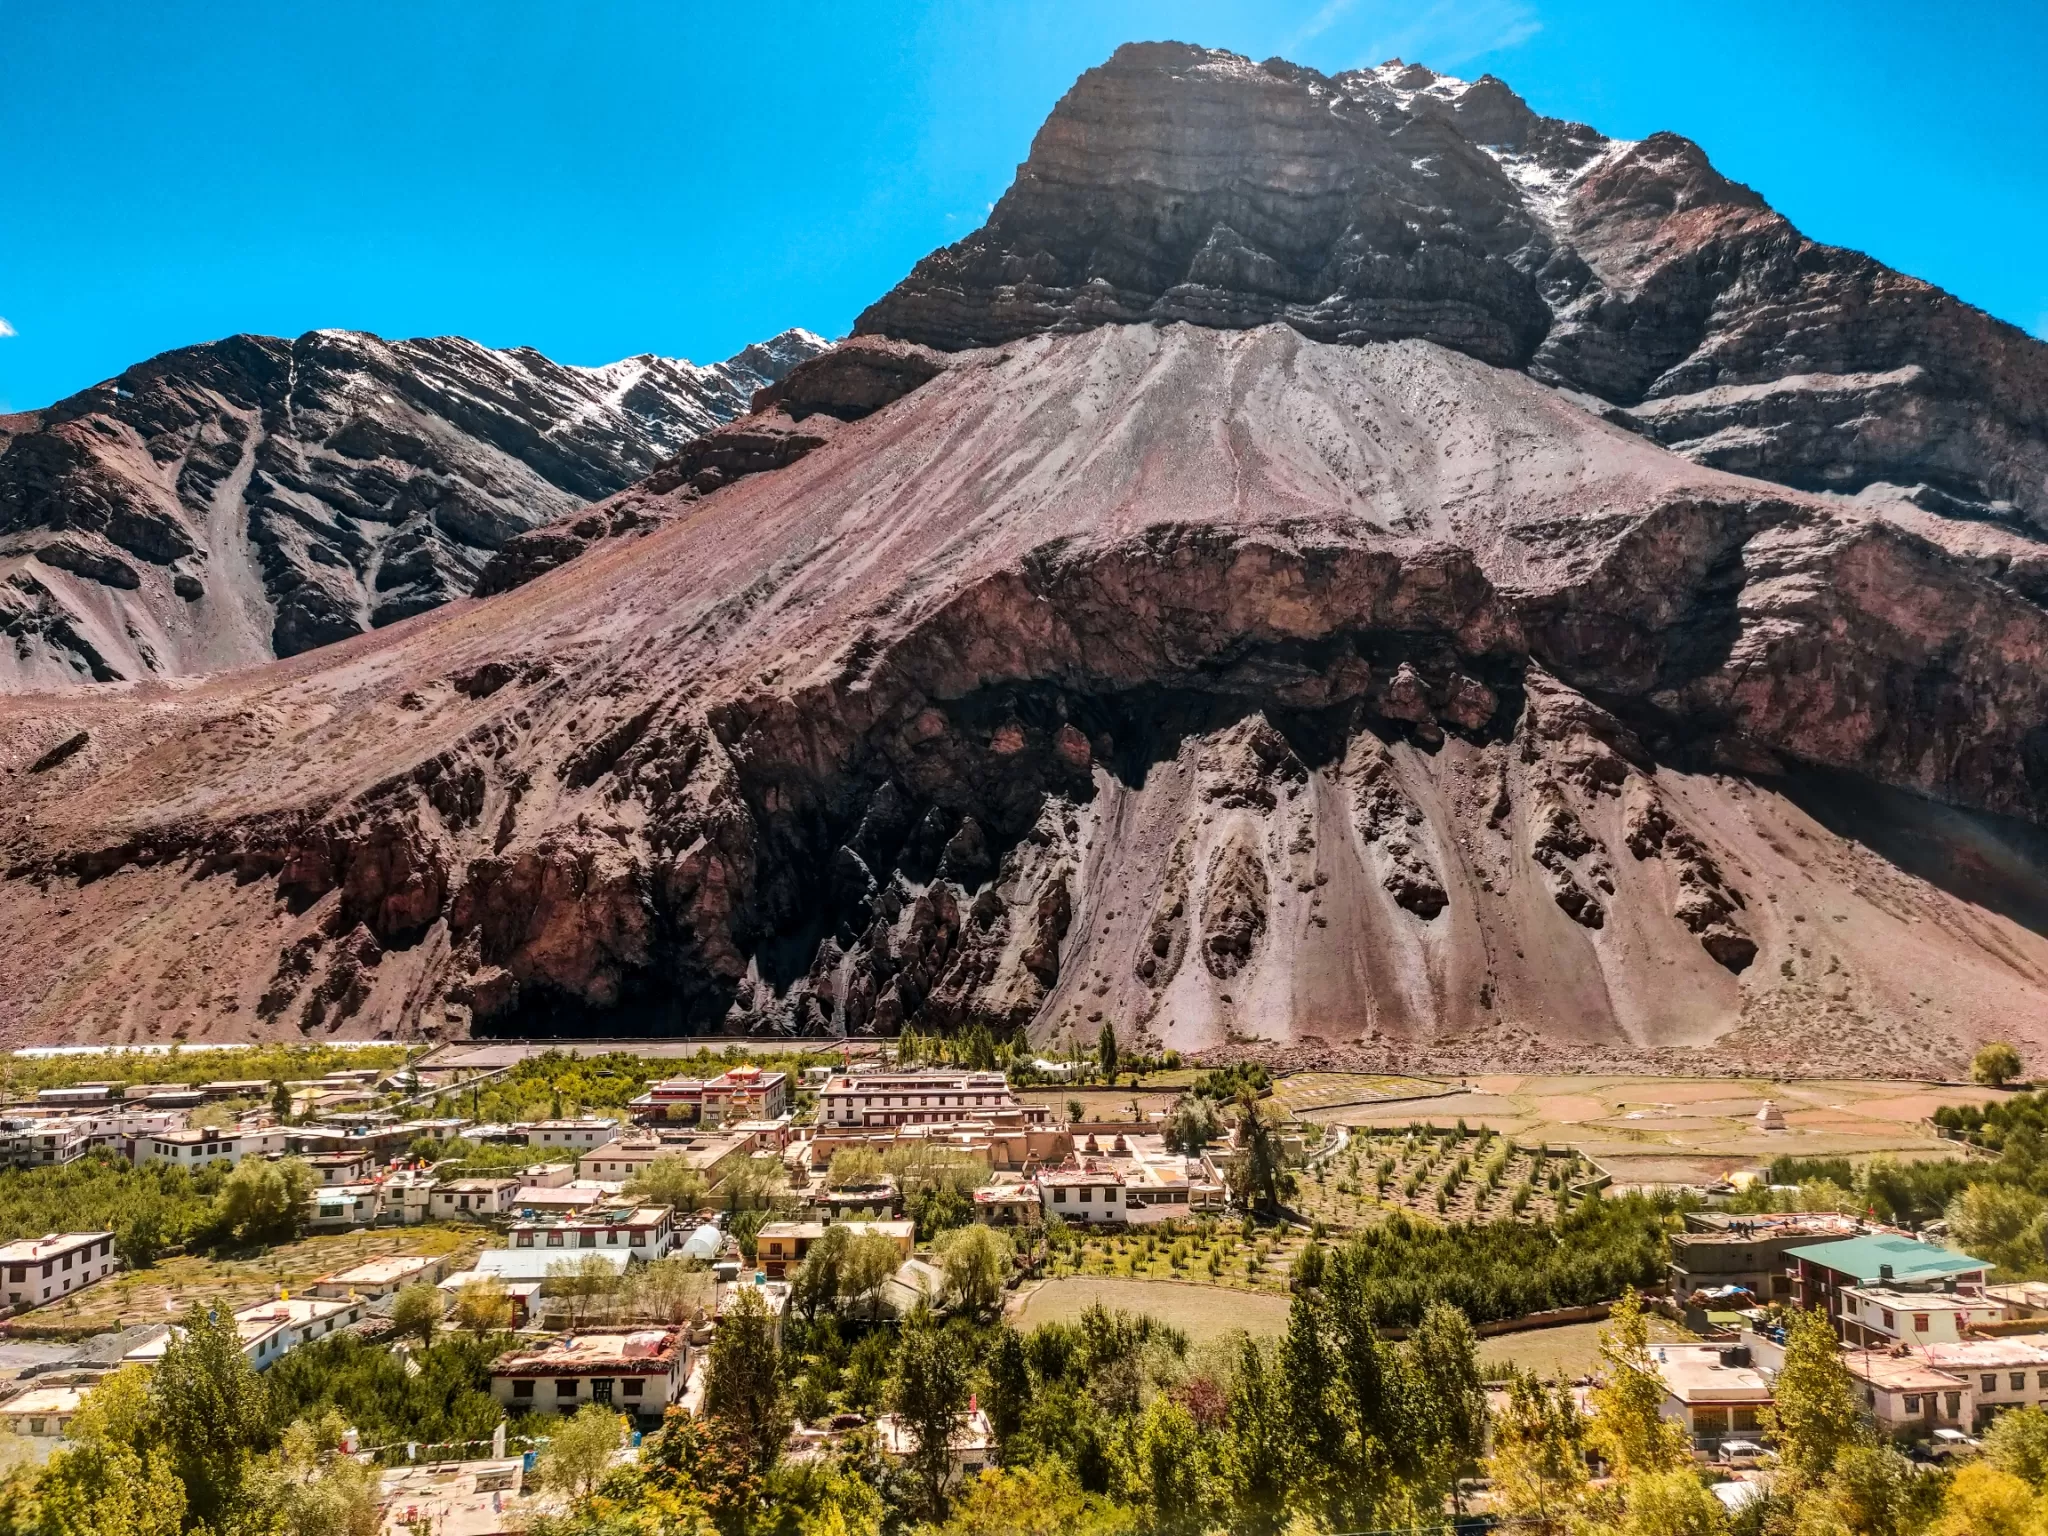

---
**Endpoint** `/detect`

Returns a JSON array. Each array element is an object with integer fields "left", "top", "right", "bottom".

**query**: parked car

[
  {"left": 1719, "top": 1440, "right": 1766, "bottom": 1469},
  {"left": 1931, "top": 1428, "right": 1979, "bottom": 1458}
]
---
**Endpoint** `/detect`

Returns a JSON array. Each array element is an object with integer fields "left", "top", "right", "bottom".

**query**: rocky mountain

[
  {"left": 862, "top": 45, "right": 2048, "bottom": 533},
  {"left": 0, "top": 327, "right": 826, "bottom": 687},
  {"left": 3, "top": 45, "right": 2047, "bottom": 1072}
]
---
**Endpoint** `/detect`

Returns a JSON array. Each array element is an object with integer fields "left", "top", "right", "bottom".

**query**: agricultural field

[
  {"left": 1270, "top": 1072, "right": 1449, "bottom": 1116},
  {"left": 1296, "top": 1124, "right": 1589, "bottom": 1230},
  {"left": 1290, "top": 1073, "right": 1998, "bottom": 1188},
  {"left": 1039, "top": 1218, "right": 1307, "bottom": 1295},
  {"left": 1016, "top": 1087, "right": 1182, "bottom": 1122},
  {"left": 1010, "top": 1275, "right": 1294, "bottom": 1344},
  {"left": 7, "top": 1224, "right": 489, "bottom": 1338}
]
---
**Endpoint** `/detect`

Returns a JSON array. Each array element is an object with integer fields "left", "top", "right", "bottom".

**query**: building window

[
  {"left": 1985, "top": 1376, "right": 1999, "bottom": 1394},
  {"left": 1947, "top": 1393, "right": 1963, "bottom": 1418},
  {"left": 1915, "top": 1315, "right": 1929, "bottom": 1333},
  {"left": 2015, "top": 1374, "right": 2028, "bottom": 1393},
  {"left": 1904, "top": 1395, "right": 1921, "bottom": 1414},
  {"left": 512, "top": 1380, "right": 534, "bottom": 1399},
  {"left": 557, "top": 1380, "right": 577, "bottom": 1397},
  {"left": 623, "top": 1379, "right": 643, "bottom": 1398},
  {"left": 1879, "top": 1309, "right": 1892, "bottom": 1329}
]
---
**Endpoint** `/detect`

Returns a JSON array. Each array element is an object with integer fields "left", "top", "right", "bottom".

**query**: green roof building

[{"left": 1786, "top": 1234, "right": 1990, "bottom": 1337}]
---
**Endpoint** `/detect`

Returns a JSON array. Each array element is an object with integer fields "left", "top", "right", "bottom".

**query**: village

[{"left": 0, "top": 1044, "right": 2046, "bottom": 1532}]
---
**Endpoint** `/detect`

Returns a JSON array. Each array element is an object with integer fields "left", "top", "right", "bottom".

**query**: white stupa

[{"left": 1756, "top": 1100, "right": 1787, "bottom": 1132}]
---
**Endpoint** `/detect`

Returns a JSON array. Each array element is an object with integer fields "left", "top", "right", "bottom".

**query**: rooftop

[
  {"left": 494, "top": 1330, "right": 680, "bottom": 1374},
  {"left": 1843, "top": 1353, "right": 1967, "bottom": 1392},
  {"left": 1915, "top": 1338, "right": 2048, "bottom": 1368},
  {"left": 319, "top": 1255, "right": 441, "bottom": 1287},
  {"left": 1653, "top": 1347, "right": 1773, "bottom": 1404},
  {"left": 0, "top": 1231, "right": 111, "bottom": 1262},
  {"left": 1787, "top": 1236, "right": 1987, "bottom": 1284}
]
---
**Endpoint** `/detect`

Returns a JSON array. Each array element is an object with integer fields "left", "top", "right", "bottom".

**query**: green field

[{"left": 1010, "top": 1276, "right": 1294, "bottom": 1344}]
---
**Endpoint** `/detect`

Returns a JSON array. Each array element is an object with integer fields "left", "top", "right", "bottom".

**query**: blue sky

[{"left": 4, "top": 1, "right": 2045, "bottom": 410}]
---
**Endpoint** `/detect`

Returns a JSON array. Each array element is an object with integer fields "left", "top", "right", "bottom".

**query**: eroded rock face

[
  {"left": 5, "top": 321, "right": 2048, "bottom": 1074},
  {"left": 858, "top": 43, "right": 2048, "bottom": 529},
  {"left": 0, "top": 327, "right": 825, "bottom": 687}
]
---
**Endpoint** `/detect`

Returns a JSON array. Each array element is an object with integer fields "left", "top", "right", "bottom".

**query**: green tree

[
  {"left": 271, "top": 1080, "right": 294, "bottom": 1122},
  {"left": 451, "top": 1278, "right": 515, "bottom": 1335},
  {"left": 705, "top": 1286, "right": 786, "bottom": 1473},
  {"left": 1163, "top": 1096, "right": 1220, "bottom": 1156},
  {"left": 246, "top": 1410, "right": 382, "bottom": 1536},
  {"left": 1290, "top": 1238, "right": 1325, "bottom": 1292},
  {"left": 1947, "top": 1182, "right": 2048, "bottom": 1277},
  {"left": 1800, "top": 1443, "right": 1941, "bottom": 1536},
  {"left": 624, "top": 1156, "right": 710, "bottom": 1216},
  {"left": 791, "top": 1224, "right": 852, "bottom": 1325},
  {"left": 28, "top": 1366, "right": 186, "bottom": 1536},
  {"left": 1406, "top": 1300, "right": 1488, "bottom": 1506},
  {"left": 1234, "top": 1091, "right": 1284, "bottom": 1214},
  {"left": 213, "top": 1156, "right": 313, "bottom": 1247},
  {"left": 827, "top": 1147, "right": 886, "bottom": 1186},
  {"left": 390, "top": 1283, "right": 445, "bottom": 1346},
  {"left": 984, "top": 1326, "right": 1030, "bottom": 1464},
  {"left": 936, "top": 1224, "right": 1011, "bottom": 1317},
  {"left": 838, "top": 1229, "right": 903, "bottom": 1319},
  {"left": 1764, "top": 1309, "right": 1867, "bottom": 1488},
  {"left": 890, "top": 1304, "right": 973, "bottom": 1521},
  {"left": 1593, "top": 1468, "right": 1729, "bottom": 1536},
  {"left": 1486, "top": 1374, "right": 1588, "bottom": 1536},
  {"left": 1098, "top": 1022, "right": 1119, "bottom": 1086},
  {"left": 149, "top": 1303, "right": 271, "bottom": 1528},
  {"left": 1130, "top": 1393, "right": 1208, "bottom": 1536},
  {"left": 536, "top": 1403, "right": 625, "bottom": 1510},
  {"left": 1588, "top": 1289, "right": 1689, "bottom": 1477},
  {"left": 546, "top": 1253, "right": 623, "bottom": 1329},
  {"left": 1932, "top": 1461, "right": 2037, "bottom": 1536},
  {"left": 1221, "top": 1336, "right": 1291, "bottom": 1536},
  {"left": 1985, "top": 1403, "right": 2048, "bottom": 1490},
  {"left": 1975, "top": 1042, "right": 2026, "bottom": 1088}
]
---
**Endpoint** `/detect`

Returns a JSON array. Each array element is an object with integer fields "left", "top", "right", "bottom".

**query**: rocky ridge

[
  {"left": 5, "top": 321, "right": 2048, "bottom": 1072},
  {"left": 0, "top": 327, "right": 825, "bottom": 687}
]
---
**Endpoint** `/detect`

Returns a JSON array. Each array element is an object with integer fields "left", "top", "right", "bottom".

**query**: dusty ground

[
  {"left": 4, "top": 1225, "right": 487, "bottom": 1338},
  {"left": 1478, "top": 1316, "right": 1698, "bottom": 1379},
  {"left": 1294, "top": 1073, "right": 2002, "bottom": 1185}
]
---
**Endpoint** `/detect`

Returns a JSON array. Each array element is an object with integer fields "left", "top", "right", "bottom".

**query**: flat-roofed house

[
  {"left": 756, "top": 1219, "right": 915, "bottom": 1280},
  {"left": 491, "top": 1330, "right": 686, "bottom": 1421},
  {"left": 0, "top": 1232, "right": 117, "bottom": 1310},
  {"left": 506, "top": 1206, "right": 676, "bottom": 1261},
  {"left": 1914, "top": 1339, "right": 2048, "bottom": 1427},
  {"left": 1845, "top": 1351, "right": 1976, "bottom": 1438},
  {"left": 430, "top": 1177, "right": 522, "bottom": 1220},
  {"left": 312, "top": 1252, "right": 451, "bottom": 1299},
  {"left": 125, "top": 1294, "right": 365, "bottom": 1371},
  {"left": 1651, "top": 1344, "right": 1773, "bottom": 1450},
  {"left": 305, "top": 1182, "right": 381, "bottom": 1231},
  {"left": 1838, "top": 1285, "right": 2008, "bottom": 1346},
  {"left": 1035, "top": 1162, "right": 1128, "bottom": 1224},
  {"left": 2, "top": 1385, "right": 87, "bottom": 1451},
  {"left": 819, "top": 1070, "right": 1047, "bottom": 1130},
  {"left": 511, "top": 1119, "right": 619, "bottom": 1150}
]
